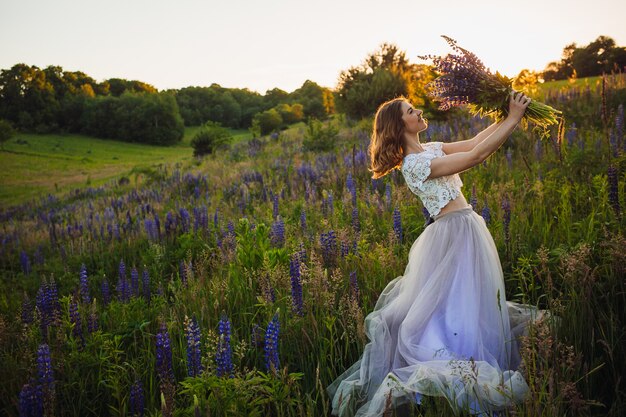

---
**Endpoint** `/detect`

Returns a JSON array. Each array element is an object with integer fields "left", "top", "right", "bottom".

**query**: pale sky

[{"left": 1, "top": 0, "right": 625, "bottom": 94}]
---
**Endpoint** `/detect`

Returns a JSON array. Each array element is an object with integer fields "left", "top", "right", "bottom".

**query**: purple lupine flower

[
  {"left": 216, "top": 313, "right": 233, "bottom": 378},
  {"left": 101, "top": 277, "right": 111, "bottom": 307},
  {"left": 179, "top": 261, "right": 187, "bottom": 286},
  {"left": 69, "top": 296, "right": 84, "bottom": 349},
  {"left": 79, "top": 264, "right": 90, "bottom": 304},
  {"left": 144, "top": 218, "right": 156, "bottom": 241},
  {"left": 20, "top": 250, "right": 31, "bottom": 275},
  {"left": 165, "top": 211, "right": 176, "bottom": 236},
  {"left": 131, "top": 267, "right": 139, "bottom": 297},
  {"left": 113, "top": 223, "right": 121, "bottom": 241},
  {"left": 179, "top": 208, "right": 190, "bottom": 233},
  {"left": 272, "top": 193, "right": 279, "bottom": 219},
  {"left": 154, "top": 213, "right": 161, "bottom": 241},
  {"left": 156, "top": 323, "right": 175, "bottom": 384},
  {"left": 300, "top": 208, "right": 307, "bottom": 232},
  {"left": 341, "top": 240, "right": 350, "bottom": 258},
  {"left": 185, "top": 315, "right": 203, "bottom": 377},
  {"left": 19, "top": 379, "right": 43, "bottom": 417},
  {"left": 349, "top": 270, "right": 360, "bottom": 303},
  {"left": 352, "top": 206, "right": 360, "bottom": 234},
  {"left": 481, "top": 199, "right": 491, "bottom": 225},
  {"left": 270, "top": 216, "right": 285, "bottom": 248},
  {"left": 393, "top": 207, "right": 403, "bottom": 243},
  {"left": 129, "top": 379, "right": 145, "bottom": 417},
  {"left": 422, "top": 207, "right": 430, "bottom": 223},
  {"left": 251, "top": 324, "right": 262, "bottom": 348},
  {"left": 37, "top": 343, "right": 55, "bottom": 413},
  {"left": 470, "top": 185, "right": 477, "bottom": 210},
  {"left": 142, "top": 269, "right": 151, "bottom": 301},
  {"left": 501, "top": 197, "right": 511, "bottom": 245},
  {"left": 289, "top": 254, "right": 303, "bottom": 316},
  {"left": 264, "top": 312, "right": 280, "bottom": 374},
  {"left": 320, "top": 230, "right": 337, "bottom": 267},
  {"left": 608, "top": 165, "right": 621, "bottom": 217},
  {"left": 21, "top": 295, "right": 33, "bottom": 325},
  {"left": 346, "top": 173, "right": 357, "bottom": 206}
]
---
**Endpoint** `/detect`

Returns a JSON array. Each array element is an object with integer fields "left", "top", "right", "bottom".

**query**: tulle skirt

[{"left": 327, "top": 206, "right": 544, "bottom": 416}]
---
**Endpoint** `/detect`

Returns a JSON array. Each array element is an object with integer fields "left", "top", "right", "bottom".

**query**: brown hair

[{"left": 367, "top": 96, "right": 408, "bottom": 179}]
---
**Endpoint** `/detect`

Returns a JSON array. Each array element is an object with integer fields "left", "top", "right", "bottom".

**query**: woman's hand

[{"left": 507, "top": 91, "right": 531, "bottom": 122}]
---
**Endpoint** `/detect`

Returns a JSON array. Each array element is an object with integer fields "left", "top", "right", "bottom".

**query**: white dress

[{"left": 328, "top": 142, "right": 543, "bottom": 416}]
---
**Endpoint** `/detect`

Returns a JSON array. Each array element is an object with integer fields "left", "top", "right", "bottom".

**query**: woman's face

[{"left": 400, "top": 102, "right": 428, "bottom": 134}]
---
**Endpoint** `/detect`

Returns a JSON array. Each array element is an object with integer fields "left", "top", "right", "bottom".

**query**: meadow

[{"left": 0, "top": 74, "right": 624, "bottom": 417}]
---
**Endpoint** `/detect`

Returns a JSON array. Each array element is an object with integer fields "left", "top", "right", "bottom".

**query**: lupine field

[{"left": 1, "top": 73, "right": 625, "bottom": 417}]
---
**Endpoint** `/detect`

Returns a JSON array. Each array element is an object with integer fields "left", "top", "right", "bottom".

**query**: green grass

[{"left": 0, "top": 126, "right": 254, "bottom": 209}]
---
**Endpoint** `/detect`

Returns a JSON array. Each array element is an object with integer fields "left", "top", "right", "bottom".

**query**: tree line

[
  {"left": 0, "top": 64, "right": 335, "bottom": 144},
  {"left": 1, "top": 35, "right": 624, "bottom": 145}
]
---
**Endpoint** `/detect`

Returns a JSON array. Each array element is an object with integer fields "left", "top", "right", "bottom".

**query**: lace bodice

[{"left": 401, "top": 141, "right": 463, "bottom": 217}]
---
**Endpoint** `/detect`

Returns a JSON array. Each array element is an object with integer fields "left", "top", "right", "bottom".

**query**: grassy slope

[{"left": 0, "top": 127, "right": 252, "bottom": 208}]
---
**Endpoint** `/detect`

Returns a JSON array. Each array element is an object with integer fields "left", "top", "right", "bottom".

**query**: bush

[
  {"left": 191, "top": 121, "right": 233, "bottom": 156},
  {"left": 302, "top": 117, "right": 339, "bottom": 152},
  {"left": 0, "top": 118, "right": 16, "bottom": 149},
  {"left": 252, "top": 109, "right": 282, "bottom": 135}
]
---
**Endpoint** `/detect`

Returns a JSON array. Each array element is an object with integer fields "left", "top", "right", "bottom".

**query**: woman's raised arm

[
  {"left": 429, "top": 92, "right": 531, "bottom": 178},
  {"left": 441, "top": 121, "right": 503, "bottom": 154}
]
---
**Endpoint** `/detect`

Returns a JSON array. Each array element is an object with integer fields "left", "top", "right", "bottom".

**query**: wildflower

[
  {"left": 101, "top": 277, "right": 110, "bottom": 307},
  {"left": 216, "top": 313, "right": 233, "bottom": 378},
  {"left": 289, "top": 254, "right": 304, "bottom": 316},
  {"left": 131, "top": 267, "right": 139, "bottom": 297},
  {"left": 79, "top": 264, "right": 90, "bottom": 304},
  {"left": 420, "top": 36, "right": 563, "bottom": 141},
  {"left": 142, "top": 269, "right": 151, "bottom": 301},
  {"left": 37, "top": 343, "right": 55, "bottom": 414},
  {"left": 184, "top": 315, "right": 203, "bottom": 377},
  {"left": 179, "top": 261, "right": 187, "bottom": 286},
  {"left": 346, "top": 173, "right": 357, "bottom": 206},
  {"left": 69, "top": 296, "right": 84, "bottom": 349},
  {"left": 20, "top": 251, "right": 31, "bottom": 275},
  {"left": 352, "top": 206, "right": 360, "bottom": 234},
  {"left": 179, "top": 208, "right": 190, "bottom": 233},
  {"left": 320, "top": 230, "right": 337, "bottom": 267},
  {"left": 393, "top": 207, "right": 403, "bottom": 243},
  {"left": 300, "top": 208, "right": 307, "bottom": 232},
  {"left": 481, "top": 199, "right": 491, "bottom": 225},
  {"left": 608, "top": 165, "right": 621, "bottom": 217},
  {"left": 129, "top": 379, "right": 145, "bottom": 417},
  {"left": 21, "top": 295, "right": 33, "bottom": 325},
  {"left": 19, "top": 379, "right": 43, "bottom": 417},
  {"left": 270, "top": 216, "right": 285, "bottom": 248},
  {"left": 273, "top": 193, "right": 279, "bottom": 219},
  {"left": 264, "top": 311, "right": 280, "bottom": 374},
  {"left": 156, "top": 323, "right": 175, "bottom": 385},
  {"left": 470, "top": 185, "right": 477, "bottom": 210},
  {"left": 566, "top": 122, "right": 577, "bottom": 147}
]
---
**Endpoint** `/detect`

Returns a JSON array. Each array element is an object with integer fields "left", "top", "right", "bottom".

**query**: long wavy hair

[{"left": 367, "top": 96, "right": 409, "bottom": 179}]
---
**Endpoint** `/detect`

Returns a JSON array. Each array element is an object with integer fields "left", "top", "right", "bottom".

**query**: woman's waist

[{"left": 433, "top": 194, "right": 469, "bottom": 219}]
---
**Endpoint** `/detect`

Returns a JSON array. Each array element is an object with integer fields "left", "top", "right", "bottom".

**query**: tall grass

[{"left": 0, "top": 76, "right": 624, "bottom": 416}]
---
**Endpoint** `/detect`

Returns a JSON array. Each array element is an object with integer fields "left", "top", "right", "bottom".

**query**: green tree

[
  {"left": 0, "top": 119, "right": 16, "bottom": 149},
  {"left": 336, "top": 43, "right": 438, "bottom": 119},
  {"left": 253, "top": 109, "right": 283, "bottom": 135},
  {"left": 191, "top": 121, "right": 233, "bottom": 156}
]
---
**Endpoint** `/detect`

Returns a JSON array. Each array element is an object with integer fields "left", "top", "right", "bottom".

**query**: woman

[{"left": 328, "top": 92, "right": 543, "bottom": 416}]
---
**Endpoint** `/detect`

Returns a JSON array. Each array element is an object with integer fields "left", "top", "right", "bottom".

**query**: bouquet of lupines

[{"left": 419, "top": 36, "right": 564, "bottom": 141}]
